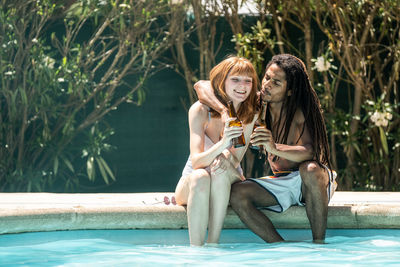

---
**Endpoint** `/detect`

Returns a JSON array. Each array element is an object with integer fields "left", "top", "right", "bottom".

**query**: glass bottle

[
  {"left": 256, "top": 100, "right": 267, "bottom": 159},
  {"left": 227, "top": 100, "right": 245, "bottom": 148}
]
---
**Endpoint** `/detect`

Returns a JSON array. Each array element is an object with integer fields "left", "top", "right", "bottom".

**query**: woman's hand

[
  {"left": 221, "top": 117, "right": 244, "bottom": 148},
  {"left": 210, "top": 154, "right": 229, "bottom": 175},
  {"left": 210, "top": 154, "right": 246, "bottom": 181}
]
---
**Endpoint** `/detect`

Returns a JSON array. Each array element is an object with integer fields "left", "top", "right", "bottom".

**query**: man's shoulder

[{"left": 293, "top": 108, "right": 305, "bottom": 125}]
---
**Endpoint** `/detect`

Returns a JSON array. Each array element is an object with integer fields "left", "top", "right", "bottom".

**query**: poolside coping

[{"left": 0, "top": 192, "right": 399, "bottom": 234}]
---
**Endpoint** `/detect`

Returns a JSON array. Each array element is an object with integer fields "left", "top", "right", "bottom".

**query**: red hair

[{"left": 209, "top": 56, "right": 259, "bottom": 124}]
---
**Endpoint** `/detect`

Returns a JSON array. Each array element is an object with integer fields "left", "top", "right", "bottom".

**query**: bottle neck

[
  {"left": 260, "top": 103, "right": 267, "bottom": 123},
  {"left": 227, "top": 100, "right": 241, "bottom": 117}
]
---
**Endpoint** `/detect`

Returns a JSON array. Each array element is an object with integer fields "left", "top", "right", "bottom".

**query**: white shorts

[{"left": 248, "top": 167, "right": 337, "bottom": 213}]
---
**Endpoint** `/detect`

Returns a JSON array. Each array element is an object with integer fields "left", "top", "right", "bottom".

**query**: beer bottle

[
  {"left": 256, "top": 100, "right": 267, "bottom": 159},
  {"left": 227, "top": 100, "right": 245, "bottom": 148}
]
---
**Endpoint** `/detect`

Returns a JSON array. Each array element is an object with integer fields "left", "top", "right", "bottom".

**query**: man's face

[{"left": 261, "top": 63, "right": 287, "bottom": 104}]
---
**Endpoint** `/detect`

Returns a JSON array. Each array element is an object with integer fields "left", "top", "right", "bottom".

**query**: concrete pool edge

[{"left": 0, "top": 192, "right": 399, "bottom": 234}]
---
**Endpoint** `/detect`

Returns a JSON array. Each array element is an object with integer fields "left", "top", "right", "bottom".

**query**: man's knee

[
  {"left": 230, "top": 182, "right": 251, "bottom": 209},
  {"left": 299, "top": 161, "right": 328, "bottom": 187},
  {"left": 299, "top": 161, "right": 320, "bottom": 174}
]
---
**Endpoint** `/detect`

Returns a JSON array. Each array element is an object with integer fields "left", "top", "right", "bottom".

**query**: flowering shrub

[
  {"left": 313, "top": 56, "right": 332, "bottom": 72},
  {"left": 370, "top": 111, "right": 392, "bottom": 128},
  {"left": 0, "top": 0, "right": 173, "bottom": 191},
  {"left": 231, "top": 0, "right": 400, "bottom": 190}
]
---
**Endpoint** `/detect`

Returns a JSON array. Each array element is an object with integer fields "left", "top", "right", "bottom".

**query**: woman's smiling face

[{"left": 224, "top": 74, "right": 253, "bottom": 105}]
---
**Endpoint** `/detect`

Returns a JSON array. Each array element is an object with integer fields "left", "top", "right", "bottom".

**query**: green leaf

[
  {"left": 98, "top": 157, "right": 115, "bottom": 181},
  {"left": 137, "top": 88, "right": 145, "bottom": 106},
  {"left": 95, "top": 157, "right": 109, "bottom": 184},
  {"left": 53, "top": 156, "right": 59, "bottom": 175},
  {"left": 34, "top": 180, "right": 42, "bottom": 192},
  {"left": 87, "top": 156, "right": 95, "bottom": 181},
  {"left": 19, "top": 87, "right": 28, "bottom": 105},
  {"left": 353, "top": 142, "right": 361, "bottom": 155},
  {"left": 64, "top": 157, "right": 75, "bottom": 173},
  {"left": 379, "top": 127, "right": 389, "bottom": 155},
  {"left": 120, "top": 14, "right": 125, "bottom": 31},
  {"left": 142, "top": 50, "right": 147, "bottom": 67}
]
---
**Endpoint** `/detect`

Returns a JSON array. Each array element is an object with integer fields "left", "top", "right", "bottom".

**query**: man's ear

[{"left": 287, "top": 90, "right": 292, "bottom": 96}]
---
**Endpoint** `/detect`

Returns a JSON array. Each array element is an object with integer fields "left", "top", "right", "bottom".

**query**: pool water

[{"left": 0, "top": 229, "right": 399, "bottom": 266}]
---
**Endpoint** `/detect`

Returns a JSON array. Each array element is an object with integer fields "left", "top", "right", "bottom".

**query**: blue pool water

[{"left": 0, "top": 229, "right": 399, "bottom": 266}]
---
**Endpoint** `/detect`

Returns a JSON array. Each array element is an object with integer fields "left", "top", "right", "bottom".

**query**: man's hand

[
  {"left": 220, "top": 109, "right": 230, "bottom": 124},
  {"left": 250, "top": 127, "right": 277, "bottom": 153},
  {"left": 194, "top": 80, "right": 228, "bottom": 120},
  {"left": 194, "top": 80, "right": 211, "bottom": 92}
]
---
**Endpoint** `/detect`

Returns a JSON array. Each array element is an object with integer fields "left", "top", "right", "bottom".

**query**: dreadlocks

[{"left": 264, "top": 54, "right": 331, "bottom": 169}]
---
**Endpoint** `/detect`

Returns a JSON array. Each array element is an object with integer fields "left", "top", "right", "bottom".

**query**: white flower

[
  {"left": 43, "top": 56, "right": 55, "bottom": 69},
  {"left": 4, "top": 71, "right": 15, "bottom": 76},
  {"left": 370, "top": 111, "right": 389, "bottom": 127},
  {"left": 57, "top": 78, "right": 65, "bottom": 82},
  {"left": 380, "top": 119, "right": 388, "bottom": 127},
  {"left": 170, "top": 0, "right": 184, "bottom": 4},
  {"left": 119, "top": 4, "right": 131, "bottom": 8},
  {"left": 82, "top": 149, "right": 88, "bottom": 157},
  {"left": 385, "top": 112, "right": 393, "bottom": 120},
  {"left": 32, "top": 38, "right": 38, "bottom": 44},
  {"left": 314, "top": 56, "right": 331, "bottom": 72},
  {"left": 370, "top": 111, "right": 381, "bottom": 122},
  {"left": 7, "top": 40, "right": 17, "bottom": 46}
]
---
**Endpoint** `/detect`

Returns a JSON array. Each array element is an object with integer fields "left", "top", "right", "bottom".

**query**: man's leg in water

[
  {"left": 299, "top": 161, "right": 330, "bottom": 243},
  {"left": 230, "top": 180, "right": 284, "bottom": 243}
]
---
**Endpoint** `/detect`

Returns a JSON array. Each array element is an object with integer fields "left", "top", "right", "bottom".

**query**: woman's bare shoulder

[{"left": 189, "top": 101, "right": 209, "bottom": 119}]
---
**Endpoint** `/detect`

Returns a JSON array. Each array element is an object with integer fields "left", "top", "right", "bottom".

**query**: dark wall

[
  {"left": 92, "top": 69, "right": 190, "bottom": 193},
  {"left": 75, "top": 19, "right": 238, "bottom": 193},
  {"left": 76, "top": 17, "right": 330, "bottom": 193}
]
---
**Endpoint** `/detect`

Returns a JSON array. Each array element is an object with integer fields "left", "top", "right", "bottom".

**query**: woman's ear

[{"left": 287, "top": 90, "right": 292, "bottom": 96}]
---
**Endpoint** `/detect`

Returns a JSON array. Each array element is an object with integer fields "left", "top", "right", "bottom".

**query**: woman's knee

[
  {"left": 189, "top": 169, "right": 211, "bottom": 194},
  {"left": 210, "top": 171, "right": 232, "bottom": 187}
]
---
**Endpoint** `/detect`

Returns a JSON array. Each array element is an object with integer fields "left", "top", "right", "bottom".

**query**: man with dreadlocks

[{"left": 194, "top": 54, "right": 337, "bottom": 243}]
